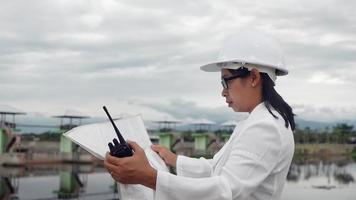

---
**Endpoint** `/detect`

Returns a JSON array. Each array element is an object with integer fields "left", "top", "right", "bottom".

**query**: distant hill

[
  {"left": 295, "top": 117, "right": 356, "bottom": 130},
  {"left": 9, "top": 113, "right": 356, "bottom": 134},
  {"left": 14, "top": 114, "right": 105, "bottom": 134}
]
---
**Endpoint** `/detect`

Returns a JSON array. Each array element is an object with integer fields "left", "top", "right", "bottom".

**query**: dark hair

[{"left": 228, "top": 68, "right": 296, "bottom": 131}]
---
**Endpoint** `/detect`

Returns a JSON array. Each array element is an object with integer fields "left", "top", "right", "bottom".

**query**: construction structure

[
  {"left": 0, "top": 105, "right": 26, "bottom": 166},
  {"left": 54, "top": 165, "right": 86, "bottom": 199},
  {"left": 0, "top": 105, "right": 25, "bottom": 155},
  {"left": 53, "top": 110, "right": 90, "bottom": 162},
  {"left": 154, "top": 119, "right": 181, "bottom": 150},
  {"left": 190, "top": 119, "right": 217, "bottom": 156},
  {"left": 0, "top": 105, "right": 25, "bottom": 198},
  {"left": 220, "top": 120, "right": 237, "bottom": 142}
]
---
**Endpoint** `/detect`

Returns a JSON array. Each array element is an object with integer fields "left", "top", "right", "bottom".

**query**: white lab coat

[{"left": 154, "top": 102, "right": 295, "bottom": 200}]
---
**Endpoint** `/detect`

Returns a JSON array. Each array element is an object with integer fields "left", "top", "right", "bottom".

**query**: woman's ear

[{"left": 250, "top": 68, "right": 261, "bottom": 87}]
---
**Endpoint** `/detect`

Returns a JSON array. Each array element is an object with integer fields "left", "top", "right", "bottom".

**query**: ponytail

[{"left": 260, "top": 73, "right": 296, "bottom": 131}]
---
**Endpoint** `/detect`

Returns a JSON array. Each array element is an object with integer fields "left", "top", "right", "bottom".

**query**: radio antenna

[{"left": 103, "top": 106, "right": 126, "bottom": 144}]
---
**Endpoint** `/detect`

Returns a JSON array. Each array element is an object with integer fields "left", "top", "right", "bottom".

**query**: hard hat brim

[{"left": 199, "top": 60, "right": 289, "bottom": 76}]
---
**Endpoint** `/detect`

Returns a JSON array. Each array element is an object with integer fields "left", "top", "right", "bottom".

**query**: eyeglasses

[{"left": 221, "top": 69, "right": 250, "bottom": 89}]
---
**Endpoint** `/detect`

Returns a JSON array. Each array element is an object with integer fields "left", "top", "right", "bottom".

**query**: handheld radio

[{"left": 103, "top": 106, "right": 133, "bottom": 158}]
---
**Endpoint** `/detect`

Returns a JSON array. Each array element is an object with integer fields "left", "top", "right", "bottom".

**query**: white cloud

[
  {"left": 308, "top": 72, "right": 345, "bottom": 85},
  {"left": 293, "top": 104, "right": 356, "bottom": 122},
  {"left": 1, "top": 0, "right": 356, "bottom": 123}
]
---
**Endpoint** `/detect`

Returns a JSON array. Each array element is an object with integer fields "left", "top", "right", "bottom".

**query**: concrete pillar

[
  {"left": 60, "top": 135, "right": 75, "bottom": 153},
  {"left": 0, "top": 178, "right": 6, "bottom": 198},
  {"left": 0, "top": 129, "right": 9, "bottom": 154},
  {"left": 0, "top": 177, "right": 13, "bottom": 198},
  {"left": 159, "top": 133, "right": 173, "bottom": 150},
  {"left": 57, "top": 171, "right": 80, "bottom": 199},
  {"left": 192, "top": 133, "right": 209, "bottom": 151}
]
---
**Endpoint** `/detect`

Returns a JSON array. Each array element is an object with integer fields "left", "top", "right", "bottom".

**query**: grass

[{"left": 295, "top": 143, "right": 356, "bottom": 156}]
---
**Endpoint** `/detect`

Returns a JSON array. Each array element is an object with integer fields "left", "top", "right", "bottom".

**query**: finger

[
  {"left": 151, "top": 144, "right": 163, "bottom": 153},
  {"left": 104, "top": 160, "right": 117, "bottom": 173},
  {"left": 106, "top": 153, "right": 121, "bottom": 165},
  {"left": 110, "top": 172, "right": 123, "bottom": 183},
  {"left": 127, "top": 140, "right": 143, "bottom": 152},
  {"left": 151, "top": 144, "right": 159, "bottom": 151}
]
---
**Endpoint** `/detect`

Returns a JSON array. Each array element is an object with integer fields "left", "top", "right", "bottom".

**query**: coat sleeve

[
  {"left": 154, "top": 120, "right": 282, "bottom": 200},
  {"left": 176, "top": 155, "right": 214, "bottom": 178}
]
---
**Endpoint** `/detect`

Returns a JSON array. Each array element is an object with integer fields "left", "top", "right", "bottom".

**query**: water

[
  {"left": 1, "top": 160, "right": 355, "bottom": 199},
  {"left": 281, "top": 159, "right": 356, "bottom": 200},
  {"left": 0, "top": 165, "right": 119, "bottom": 200}
]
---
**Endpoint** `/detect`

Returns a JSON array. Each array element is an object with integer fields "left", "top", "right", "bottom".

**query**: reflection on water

[
  {"left": 282, "top": 157, "right": 356, "bottom": 200},
  {"left": 0, "top": 164, "right": 119, "bottom": 200},
  {"left": 287, "top": 162, "right": 355, "bottom": 186},
  {"left": 1, "top": 159, "right": 356, "bottom": 200}
]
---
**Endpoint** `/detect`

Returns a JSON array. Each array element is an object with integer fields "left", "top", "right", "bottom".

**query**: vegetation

[
  {"left": 294, "top": 123, "right": 356, "bottom": 144},
  {"left": 21, "top": 131, "right": 61, "bottom": 142},
  {"left": 20, "top": 123, "right": 356, "bottom": 146},
  {"left": 292, "top": 123, "right": 356, "bottom": 157},
  {"left": 352, "top": 147, "right": 356, "bottom": 161}
]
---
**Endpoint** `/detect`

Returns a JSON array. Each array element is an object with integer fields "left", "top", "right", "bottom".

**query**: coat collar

[{"left": 249, "top": 102, "right": 267, "bottom": 116}]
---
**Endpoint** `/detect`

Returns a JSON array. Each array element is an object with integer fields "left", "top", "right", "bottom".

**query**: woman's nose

[{"left": 221, "top": 88, "right": 228, "bottom": 97}]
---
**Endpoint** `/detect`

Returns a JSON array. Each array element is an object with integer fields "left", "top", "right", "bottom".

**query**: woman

[{"left": 104, "top": 31, "right": 295, "bottom": 200}]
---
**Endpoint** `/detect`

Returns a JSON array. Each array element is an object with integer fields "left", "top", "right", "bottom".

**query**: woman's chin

[
  {"left": 231, "top": 106, "right": 239, "bottom": 112},
  {"left": 231, "top": 105, "right": 244, "bottom": 112}
]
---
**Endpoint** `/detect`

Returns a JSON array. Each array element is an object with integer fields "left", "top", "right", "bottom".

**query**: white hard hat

[{"left": 200, "top": 31, "right": 288, "bottom": 82}]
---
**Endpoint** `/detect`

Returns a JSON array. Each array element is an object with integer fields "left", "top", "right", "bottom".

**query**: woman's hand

[
  {"left": 151, "top": 144, "right": 177, "bottom": 167},
  {"left": 104, "top": 141, "right": 157, "bottom": 190}
]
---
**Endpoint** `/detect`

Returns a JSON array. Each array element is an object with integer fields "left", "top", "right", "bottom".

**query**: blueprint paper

[{"left": 63, "top": 114, "right": 168, "bottom": 200}]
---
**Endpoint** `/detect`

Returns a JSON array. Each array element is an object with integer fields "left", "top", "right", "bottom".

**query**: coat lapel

[{"left": 213, "top": 120, "right": 246, "bottom": 175}]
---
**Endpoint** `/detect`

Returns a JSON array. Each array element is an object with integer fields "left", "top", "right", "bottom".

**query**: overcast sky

[{"left": 1, "top": 0, "right": 356, "bottom": 124}]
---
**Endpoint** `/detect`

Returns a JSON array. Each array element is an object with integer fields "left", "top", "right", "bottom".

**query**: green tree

[{"left": 332, "top": 123, "right": 354, "bottom": 144}]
